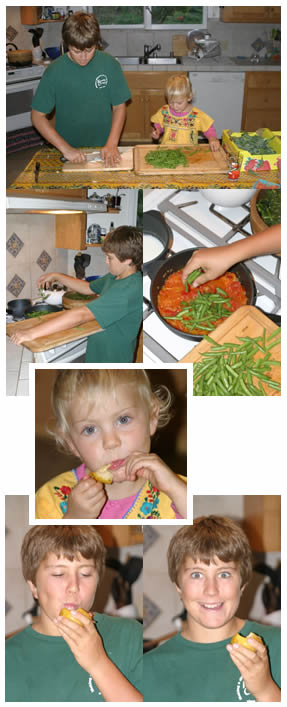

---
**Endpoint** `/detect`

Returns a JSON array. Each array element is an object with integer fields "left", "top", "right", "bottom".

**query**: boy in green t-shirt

[
  {"left": 6, "top": 525, "right": 142, "bottom": 702},
  {"left": 9, "top": 226, "right": 143, "bottom": 363},
  {"left": 144, "top": 517, "right": 281, "bottom": 702},
  {"left": 32, "top": 12, "right": 131, "bottom": 166}
]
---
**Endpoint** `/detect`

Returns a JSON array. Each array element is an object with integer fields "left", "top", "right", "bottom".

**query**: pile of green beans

[
  {"left": 165, "top": 287, "right": 232, "bottom": 334},
  {"left": 193, "top": 328, "right": 281, "bottom": 396}
]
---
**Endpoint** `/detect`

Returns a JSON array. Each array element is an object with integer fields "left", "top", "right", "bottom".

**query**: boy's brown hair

[
  {"left": 62, "top": 12, "right": 102, "bottom": 50},
  {"left": 168, "top": 516, "right": 253, "bottom": 587},
  {"left": 21, "top": 526, "right": 106, "bottom": 585},
  {"left": 102, "top": 226, "right": 143, "bottom": 271}
]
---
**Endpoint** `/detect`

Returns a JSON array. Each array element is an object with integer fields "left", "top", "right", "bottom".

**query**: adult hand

[
  {"left": 100, "top": 144, "right": 121, "bottom": 167},
  {"left": 62, "top": 146, "right": 87, "bottom": 163},
  {"left": 64, "top": 477, "right": 107, "bottom": 519},
  {"left": 209, "top": 137, "right": 221, "bottom": 152},
  {"left": 181, "top": 246, "right": 234, "bottom": 287},
  {"left": 226, "top": 637, "right": 280, "bottom": 702},
  {"left": 9, "top": 328, "right": 35, "bottom": 346}
]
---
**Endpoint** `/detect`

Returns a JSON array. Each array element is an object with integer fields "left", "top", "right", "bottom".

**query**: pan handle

[{"left": 143, "top": 296, "right": 154, "bottom": 320}]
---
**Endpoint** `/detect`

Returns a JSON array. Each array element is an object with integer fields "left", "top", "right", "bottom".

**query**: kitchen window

[{"left": 90, "top": 6, "right": 207, "bottom": 29}]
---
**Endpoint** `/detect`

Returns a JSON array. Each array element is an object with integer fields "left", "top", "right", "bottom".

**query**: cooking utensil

[
  {"left": 143, "top": 210, "right": 173, "bottom": 274},
  {"left": 7, "top": 299, "right": 31, "bottom": 318},
  {"left": 147, "top": 247, "right": 257, "bottom": 341},
  {"left": 200, "top": 189, "right": 254, "bottom": 208},
  {"left": 7, "top": 47, "right": 33, "bottom": 66}
]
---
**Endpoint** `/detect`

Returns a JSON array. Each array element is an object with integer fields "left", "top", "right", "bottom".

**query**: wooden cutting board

[
  {"left": 6, "top": 311, "right": 102, "bottom": 352},
  {"left": 62, "top": 146, "right": 134, "bottom": 172},
  {"left": 134, "top": 144, "right": 228, "bottom": 175},
  {"left": 179, "top": 305, "right": 281, "bottom": 395}
]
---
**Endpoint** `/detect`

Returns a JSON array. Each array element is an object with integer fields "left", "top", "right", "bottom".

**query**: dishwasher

[{"left": 189, "top": 72, "right": 245, "bottom": 137}]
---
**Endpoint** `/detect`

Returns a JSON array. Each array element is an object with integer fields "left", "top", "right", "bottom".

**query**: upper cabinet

[
  {"left": 20, "top": 7, "right": 67, "bottom": 24},
  {"left": 220, "top": 7, "right": 281, "bottom": 23}
]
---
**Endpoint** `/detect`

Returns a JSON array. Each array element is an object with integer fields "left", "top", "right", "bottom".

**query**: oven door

[{"left": 6, "top": 78, "right": 40, "bottom": 131}]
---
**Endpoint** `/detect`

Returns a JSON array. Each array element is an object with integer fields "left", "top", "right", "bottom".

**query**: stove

[
  {"left": 6, "top": 63, "right": 47, "bottom": 84},
  {"left": 143, "top": 190, "right": 281, "bottom": 363}
]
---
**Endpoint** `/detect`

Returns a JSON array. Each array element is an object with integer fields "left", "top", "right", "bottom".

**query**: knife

[{"left": 34, "top": 161, "right": 40, "bottom": 183}]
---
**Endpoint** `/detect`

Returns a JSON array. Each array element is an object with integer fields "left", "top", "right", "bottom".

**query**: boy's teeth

[{"left": 201, "top": 603, "right": 222, "bottom": 608}]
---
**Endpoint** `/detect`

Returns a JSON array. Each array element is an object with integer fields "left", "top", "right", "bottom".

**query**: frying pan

[
  {"left": 7, "top": 299, "right": 31, "bottom": 318},
  {"left": 148, "top": 248, "right": 257, "bottom": 341},
  {"left": 24, "top": 304, "right": 63, "bottom": 318}
]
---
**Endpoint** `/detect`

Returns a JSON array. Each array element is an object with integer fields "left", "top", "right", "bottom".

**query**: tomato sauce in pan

[{"left": 157, "top": 270, "right": 247, "bottom": 335}]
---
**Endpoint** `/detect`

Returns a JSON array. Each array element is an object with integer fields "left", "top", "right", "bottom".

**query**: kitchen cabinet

[
  {"left": 220, "top": 7, "right": 281, "bottom": 23},
  {"left": 55, "top": 212, "right": 87, "bottom": 250},
  {"left": 241, "top": 71, "right": 281, "bottom": 131},
  {"left": 20, "top": 7, "right": 66, "bottom": 23},
  {"left": 243, "top": 496, "right": 281, "bottom": 551},
  {"left": 121, "top": 72, "right": 188, "bottom": 143}
]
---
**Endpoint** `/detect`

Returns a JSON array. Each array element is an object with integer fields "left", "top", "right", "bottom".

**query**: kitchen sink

[
  {"left": 142, "top": 56, "right": 182, "bottom": 65},
  {"left": 115, "top": 56, "right": 141, "bottom": 65}
]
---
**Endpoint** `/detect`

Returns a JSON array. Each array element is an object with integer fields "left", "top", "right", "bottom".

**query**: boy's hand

[
  {"left": 226, "top": 638, "right": 280, "bottom": 701},
  {"left": 181, "top": 246, "right": 234, "bottom": 287},
  {"left": 54, "top": 610, "right": 107, "bottom": 676},
  {"left": 64, "top": 476, "right": 107, "bottom": 519},
  {"left": 208, "top": 137, "right": 220, "bottom": 152},
  {"left": 62, "top": 146, "right": 86, "bottom": 163},
  {"left": 37, "top": 272, "right": 60, "bottom": 289},
  {"left": 100, "top": 144, "right": 121, "bottom": 167}
]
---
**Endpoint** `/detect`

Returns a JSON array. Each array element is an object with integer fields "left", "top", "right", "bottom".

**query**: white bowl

[{"left": 200, "top": 189, "right": 255, "bottom": 208}]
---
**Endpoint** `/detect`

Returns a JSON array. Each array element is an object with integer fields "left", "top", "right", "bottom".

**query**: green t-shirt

[
  {"left": 32, "top": 52, "right": 131, "bottom": 147},
  {"left": 6, "top": 612, "right": 142, "bottom": 702},
  {"left": 85, "top": 272, "right": 142, "bottom": 363},
  {"left": 143, "top": 620, "right": 281, "bottom": 702}
]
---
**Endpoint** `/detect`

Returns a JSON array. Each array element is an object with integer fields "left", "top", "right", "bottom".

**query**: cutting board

[
  {"left": 6, "top": 311, "right": 102, "bottom": 353},
  {"left": 180, "top": 305, "right": 281, "bottom": 395},
  {"left": 62, "top": 146, "right": 134, "bottom": 172},
  {"left": 134, "top": 144, "right": 228, "bottom": 175}
]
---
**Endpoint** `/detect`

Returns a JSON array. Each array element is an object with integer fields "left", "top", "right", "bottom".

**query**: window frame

[{"left": 87, "top": 6, "right": 208, "bottom": 30}]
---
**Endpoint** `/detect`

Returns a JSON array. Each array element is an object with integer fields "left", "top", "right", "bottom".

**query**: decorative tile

[
  {"left": 143, "top": 526, "right": 160, "bottom": 553},
  {"left": 37, "top": 250, "right": 52, "bottom": 271},
  {"left": 143, "top": 594, "right": 161, "bottom": 630},
  {"left": 6, "top": 232, "right": 24, "bottom": 258},
  {"left": 7, "top": 274, "right": 26, "bottom": 297},
  {"left": 6, "top": 25, "right": 18, "bottom": 42}
]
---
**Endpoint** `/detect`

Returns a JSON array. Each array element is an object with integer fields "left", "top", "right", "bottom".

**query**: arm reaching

[
  {"left": 182, "top": 224, "right": 281, "bottom": 287},
  {"left": 37, "top": 272, "right": 92, "bottom": 294}
]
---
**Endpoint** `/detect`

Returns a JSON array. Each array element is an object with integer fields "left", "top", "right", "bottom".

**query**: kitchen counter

[
  {"left": 6, "top": 146, "right": 281, "bottom": 194},
  {"left": 118, "top": 56, "right": 280, "bottom": 72}
]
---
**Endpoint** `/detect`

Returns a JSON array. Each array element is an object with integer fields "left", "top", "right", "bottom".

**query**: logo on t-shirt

[
  {"left": 95, "top": 74, "right": 108, "bottom": 89},
  {"left": 236, "top": 676, "right": 256, "bottom": 701}
]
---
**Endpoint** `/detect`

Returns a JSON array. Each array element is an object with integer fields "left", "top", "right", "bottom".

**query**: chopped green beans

[
  {"left": 184, "top": 269, "right": 202, "bottom": 293},
  {"left": 232, "top": 132, "right": 276, "bottom": 154},
  {"left": 145, "top": 148, "right": 188, "bottom": 169},
  {"left": 193, "top": 328, "right": 281, "bottom": 396},
  {"left": 165, "top": 288, "right": 232, "bottom": 335}
]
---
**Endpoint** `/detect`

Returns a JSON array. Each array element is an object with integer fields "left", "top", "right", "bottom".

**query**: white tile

[
  {"left": 19, "top": 361, "right": 30, "bottom": 380},
  {"left": 6, "top": 339, "right": 22, "bottom": 370},
  {"left": 6, "top": 372, "right": 18, "bottom": 396},
  {"left": 21, "top": 348, "right": 34, "bottom": 362},
  {"left": 16, "top": 379, "right": 30, "bottom": 396}
]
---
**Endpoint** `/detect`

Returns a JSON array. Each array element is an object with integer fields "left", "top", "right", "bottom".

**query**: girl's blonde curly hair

[{"left": 50, "top": 369, "right": 173, "bottom": 452}]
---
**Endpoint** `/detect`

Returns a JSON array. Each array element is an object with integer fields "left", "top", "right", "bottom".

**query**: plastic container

[
  {"left": 45, "top": 46, "right": 61, "bottom": 59},
  {"left": 222, "top": 128, "right": 281, "bottom": 173},
  {"left": 86, "top": 276, "right": 100, "bottom": 282}
]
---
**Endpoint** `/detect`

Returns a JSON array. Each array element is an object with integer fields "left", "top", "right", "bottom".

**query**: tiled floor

[{"left": 6, "top": 338, "right": 34, "bottom": 396}]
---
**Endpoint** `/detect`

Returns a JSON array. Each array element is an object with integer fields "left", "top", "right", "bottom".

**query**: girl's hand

[
  {"left": 208, "top": 137, "right": 220, "bottom": 152},
  {"left": 181, "top": 246, "right": 234, "bottom": 287},
  {"left": 64, "top": 477, "right": 107, "bottom": 519},
  {"left": 152, "top": 125, "right": 161, "bottom": 140},
  {"left": 9, "top": 328, "right": 36, "bottom": 346},
  {"left": 123, "top": 452, "right": 175, "bottom": 494},
  {"left": 62, "top": 146, "right": 86, "bottom": 163},
  {"left": 54, "top": 610, "right": 106, "bottom": 675},
  {"left": 226, "top": 637, "right": 280, "bottom": 702}
]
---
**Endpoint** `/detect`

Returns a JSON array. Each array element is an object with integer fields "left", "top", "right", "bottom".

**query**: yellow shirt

[
  {"left": 35, "top": 468, "right": 187, "bottom": 520},
  {"left": 151, "top": 104, "right": 214, "bottom": 145}
]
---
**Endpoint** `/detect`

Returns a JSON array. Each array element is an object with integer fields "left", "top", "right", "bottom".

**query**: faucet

[{"left": 144, "top": 43, "right": 161, "bottom": 59}]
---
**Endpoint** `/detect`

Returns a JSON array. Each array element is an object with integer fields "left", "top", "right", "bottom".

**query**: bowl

[
  {"left": 45, "top": 46, "right": 61, "bottom": 59},
  {"left": 200, "top": 189, "right": 254, "bottom": 208}
]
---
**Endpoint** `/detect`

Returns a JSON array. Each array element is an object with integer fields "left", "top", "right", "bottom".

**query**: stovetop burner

[{"left": 143, "top": 190, "right": 281, "bottom": 363}]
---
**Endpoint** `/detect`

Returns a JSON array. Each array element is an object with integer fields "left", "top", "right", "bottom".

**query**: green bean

[{"left": 184, "top": 268, "right": 202, "bottom": 292}]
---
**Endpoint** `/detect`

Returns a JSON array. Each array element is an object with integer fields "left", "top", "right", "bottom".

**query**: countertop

[
  {"left": 7, "top": 146, "right": 281, "bottom": 193},
  {"left": 119, "top": 56, "right": 280, "bottom": 72}
]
